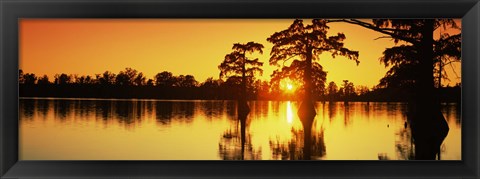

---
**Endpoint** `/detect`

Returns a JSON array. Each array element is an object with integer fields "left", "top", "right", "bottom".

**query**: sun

[
  {"left": 281, "top": 78, "right": 297, "bottom": 93},
  {"left": 286, "top": 83, "right": 294, "bottom": 90}
]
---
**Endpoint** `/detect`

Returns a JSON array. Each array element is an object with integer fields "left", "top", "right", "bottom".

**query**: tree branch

[
  {"left": 327, "top": 19, "right": 419, "bottom": 45},
  {"left": 374, "top": 36, "right": 392, "bottom": 40}
]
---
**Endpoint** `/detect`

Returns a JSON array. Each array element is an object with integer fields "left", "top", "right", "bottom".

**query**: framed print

[{"left": 1, "top": 0, "right": 479, "bottom": 178}]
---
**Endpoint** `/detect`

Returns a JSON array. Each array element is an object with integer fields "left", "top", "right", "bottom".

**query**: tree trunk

[
  {"left": 336, "top": 19, "right": 450, "bottom": 160},
  {"left": 411, "top": 20, "right": 449, "bottom": 160},
  {"left": 239, "top": 62, "right": 250, "bottom": 114},
  {"left": 298, "top": 49, "right": 317, "bottom": 123}
]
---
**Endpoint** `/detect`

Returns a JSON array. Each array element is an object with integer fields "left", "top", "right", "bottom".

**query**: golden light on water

[
  {"left": 19, "top": 99, "right": 461, "bottom": 160},
  {"left": 286, "top": 101, "right": 294, "bottom": 124}
]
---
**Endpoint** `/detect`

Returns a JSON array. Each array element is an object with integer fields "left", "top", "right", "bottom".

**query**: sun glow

[
  {"left": 286, "top": 84, "right": 293, "bottom": 90},
  {"left": 281, "top": 78, "right": 297, "bottom": 93}
]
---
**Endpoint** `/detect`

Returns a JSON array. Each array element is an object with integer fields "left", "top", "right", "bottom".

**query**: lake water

[{"left": 19, "top": 98, "right": 461, "bottom": 160}]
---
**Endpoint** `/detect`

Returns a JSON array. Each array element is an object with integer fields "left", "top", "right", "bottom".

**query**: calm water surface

[{"left": 19, "top": 98, "right": 461, "bottom": 160}]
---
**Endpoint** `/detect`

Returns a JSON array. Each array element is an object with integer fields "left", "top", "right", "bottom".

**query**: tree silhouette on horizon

[
  {"left": 342, "top": 80, "right": 355, "bottom": 103},
  {"left": 267, "top": 19, "right": 359, "bottom": 121},
  {"left": 96, "top": 71, "right": 116, "bottom": 86},
  {"left": 218, "top": 42, "right": 264, "bottom": 113},
  {"left": 326, "top": 81, "right": 338, "bottom": 102},
  {"left": 154, "top": 71, "right": 176, "bottom": 87}
]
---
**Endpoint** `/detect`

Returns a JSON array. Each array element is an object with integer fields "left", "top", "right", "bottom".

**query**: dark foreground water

[{"left": 19, "top": 98, "right": 461, "bottom": 160}]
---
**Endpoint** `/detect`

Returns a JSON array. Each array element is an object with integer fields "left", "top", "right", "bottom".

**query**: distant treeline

[{"left": 19, "top": 68, "right": 461, "bottom": 102}]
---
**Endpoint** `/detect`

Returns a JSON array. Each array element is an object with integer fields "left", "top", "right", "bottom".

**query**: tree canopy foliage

[
  {"left": 267, "top": 19, "right": 359, "bottom": 119},
  {"left": 218, "top": 42, "right": 264, "bottom": 107},
  {"left": 218, "top": 42, "right": 264, "bottom": 81},
  {"left": 268, "top": 19, "right": 359, "bottom": 67},
  {"left": 329, "top": 19, "right": 460, "bottom": 89},
  {"left": 267, "top": 19, "right": 359, "bottom": 102},
  {"left": 270, "top": 60, "right": 327, "bottom": 97}
]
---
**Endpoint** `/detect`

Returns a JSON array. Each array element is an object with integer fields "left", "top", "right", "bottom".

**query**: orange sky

[{"left": 19, "top": 19, "right": 461, "bottom": 88}]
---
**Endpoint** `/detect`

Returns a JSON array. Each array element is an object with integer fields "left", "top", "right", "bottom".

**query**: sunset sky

[{"left": 20, "top": 19, "right": 461, "bottom": 88}]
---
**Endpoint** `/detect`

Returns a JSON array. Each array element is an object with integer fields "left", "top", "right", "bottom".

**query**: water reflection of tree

[
  {"left": 145, "top": 101, "right": 153, "bottom": 118},
  {"left": 442, "top": 103, "right": 461, "bottom": 125},
  {"left": 454, "top": 104, "right": 461, "bottom": 124},
  {"left": 53, "top": 99, "right": 70, "bottom": 120},
  {"left": 270, "top": 101, "right": 280, "bottom": 115},
  {"left": 377, "top": 121, "right": 414, "bottom": 160},
  {"left": 327, "top": 102, "right": 337, "bottom": 121},
  {"left": 114, "top": 101, "right": 136, "bottom": 125},
  {"left": 135, "top": 101, "right": 144, "bottom": 120},
  {"left": 364, "top": 102, "right": 370, "bottom": 119},
  {"left": 225, "top": 102, "right": 237, "bottom": 118},
  {"left": 172, "top": 102, "right": 195, "bottom": 120},
  {"left": 249, "top": 101, "right": 270, "bottom": 118},
  {"left": 155, "top": 101, "right": 198, "bottom": 125},
  {"left": 75, "top": 100, "right": 95, "bottom": 118},
  {"left": 270, "top": 127, "right": 326, "bottom": 160},
  {"left": 386, "top": 102, "right": 398, "bottom": 117},
  {"left": 343, "top": 103, "right": 350, "bottom": 126},
  {"left": 96, "top": 100, "right": 113, "bottom": 121},
  {"left": 376, "top": 103, "right": 459, "bottom": 160},
  {"left": 218, "top": 112, "right": 261, "bottom": 160},
  {"left": 36, "top": 99, "right": 50, "bottom": 118},
  {"left": 268, "top": 101, "right": 327, "bottom": 160},
  {"left": 111, "top": 100, "right": 150, "bottom": 128},
  {"left": 394, "top": 125, "right": 415, "bottom": 160},
  {"left": 155, "top": 101, "right": 173, "bottom": 125},
  {"left": 199, "top": 101, "right": 225, "bottom": 119},
  {"left": 320, "top": 103, "right": 326, "bottom": 120},
  {"left": 20, "top": 99, "right": 35, "bottom": 119},
  {"left": 22, "top": 99, "right": 170, "bottom": 128}
]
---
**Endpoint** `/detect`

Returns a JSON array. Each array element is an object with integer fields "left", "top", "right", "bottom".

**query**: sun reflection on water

[
  {"left": 19, "top": 99, "right": 461, "bottom": 160},
  {"left": 286, "top": 101, "right": 293, "bottom": 124}
]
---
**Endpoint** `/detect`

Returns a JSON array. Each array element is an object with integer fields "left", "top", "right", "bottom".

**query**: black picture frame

[{"left": 1, "top": 0, "right": 479, "bottom": 178}]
